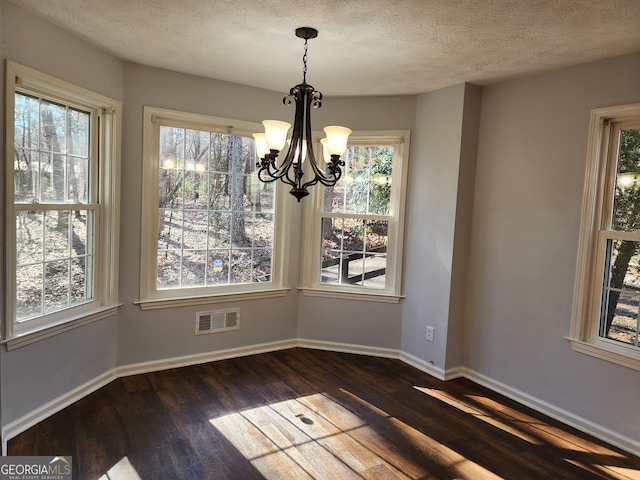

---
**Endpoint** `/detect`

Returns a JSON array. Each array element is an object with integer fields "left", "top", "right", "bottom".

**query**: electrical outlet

[{"left": 426, "top": 326, "right": 434, "bottom": 342}]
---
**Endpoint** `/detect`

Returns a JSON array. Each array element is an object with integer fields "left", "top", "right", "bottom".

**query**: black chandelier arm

[
  {"left": 256, "top": 164, "right": 280, "bottom": 183},
  {"left": 258, "top": 81, "right": 348, "bottom": 201},
  {"left": 256, "top": 154, "right": 293, "bottom": 183},
  {"left": 300, "top": 158, "right": 344, "bottom": 190}
]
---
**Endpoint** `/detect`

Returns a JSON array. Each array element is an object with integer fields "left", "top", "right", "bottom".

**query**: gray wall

[
  {"left": 465, "top": 52, "right": 640, "bottom": 442},
  {"left": 117, "top": 63, "right": 416, "bottom": 365},
  {"left": 402, "top": 83, "right": 475, "bottom": 370},
  {"left": 0, "top": 0, "right": 122, "bottom": 424}
]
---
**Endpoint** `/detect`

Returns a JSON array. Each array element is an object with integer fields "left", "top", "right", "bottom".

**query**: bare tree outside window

[
  {"left": 13, "top": 93, "right": 93, "bottom": 321},
  {"left": 156, "top": 126, "right": 275, "bottom": 290}
]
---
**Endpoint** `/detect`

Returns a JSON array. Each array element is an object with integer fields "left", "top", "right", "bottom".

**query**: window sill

[
  {"left": 136, "top": 288, "right": 290, "bottom": 310},
  {"left": 3, "top": 305, "right": 121, "bottom": 351},
  {"left": 300, "top": 288, "right": 403, "bottom": 304},
  {"left": 568, "top": 337, "right": 640, "bottom": 371}
]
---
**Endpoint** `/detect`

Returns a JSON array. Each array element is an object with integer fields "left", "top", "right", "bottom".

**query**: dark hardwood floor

[{"left": 8, "top": 348, "right": 640, "bottom": 479}]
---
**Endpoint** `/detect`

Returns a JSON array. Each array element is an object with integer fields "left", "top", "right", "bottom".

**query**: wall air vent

[{"left": 196, "top": 308, "right": 240, "bottom": 335}]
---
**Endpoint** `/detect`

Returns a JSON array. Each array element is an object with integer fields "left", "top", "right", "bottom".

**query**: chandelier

[{"left": 253, "top": 27, "right": 352, "bottom": 201}]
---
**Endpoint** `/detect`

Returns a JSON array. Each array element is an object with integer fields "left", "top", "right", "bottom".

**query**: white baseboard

[
  {"left": 399, "top": 351, "right": 446, "bottom": 380},
  {"left": 297, "top": 338, "right": 400, "bottom": 359},
  {"left": 3, "top": 340, "right": 639, "bottom": 459},
  {"left": 117, "top": 339, "right": 298, "bottom": 377},
  {"left": 463, "top": 368, "right": 640, "bottom": 457},
  {"left": 2, "top": 368, "right": 117, "bottom": 455}
]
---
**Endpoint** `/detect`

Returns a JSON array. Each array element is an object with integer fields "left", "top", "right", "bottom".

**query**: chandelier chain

[{"left": 302, "top": 38, "right": 308, "bottom": 83}]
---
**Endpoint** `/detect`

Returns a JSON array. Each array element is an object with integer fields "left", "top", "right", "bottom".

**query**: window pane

[
  {"left": 210, "top": 173, "right": 231, "bottom": 210},
  {"left": 16, "top": 264, "right": 43, "bottom": 321},
  {"left": 14, "top": 149, "right": 37, "bottom": 201},
  {"left": 182, "top": 211, "right": 208, "bottom": 250},
  {"left": 14, "top": 93, "right": 40, "bottom": 151},
  {"left": 67, "top": 108, "right": 89, "bottom": 157},
  {"left": 209, "top": 212, "right": 231, "bottom": 247},
  {"left": 160, "top": 127, "right": 184, "bottom": 169},
  {"left": 40, "top": 101, "right": 66, "bottom": 154},
  {"left": 320, "top": 217, "right": 387, "bottom": 288},
  {"left": 158, "top": 209, "right": 183, "bottom": 249},
  {"left": 603, "top": 291, "right": 639, "bottom": 346},
  {"left": 156, "top": 126, "right": 275, "bottom": 290},
  {"left": 361, "top": 254, "right": 387, "bottom": 288},
  {"left": 71, "top": 257, "right": 88, "bottom": 303},
  {"left": 206, "top": 251, "right": 229, "bottom": 285},
  {"left": 16, "top": 211, "right": 44, "bottom": 266},
  {"left": 612, "top": 128, "right": 640, "bottom": 232},
  {"left": 14, "top": 94, "right": 90, "bottom": 205},
  {"left": 44, "top": 259, "right": 70, "bottom": 312},
  {"left": 250, "top": 213, "right": 274, "bottom": 248},
  {"left": 183, "top": 171, "right": 208, "bottom": 209},
  {"left": 69, "top": 156, "right": 89, "bottom": 203},
  {"left": 157, "top": 251, "right": 181, "bottom": 289},
  {"left": 185, "top": 129, "right": 210, "bottom": 172},
  {"left": 321, "top": 217, "right": 342, "bottom": 284},
  {"left": 230, "top": 249, "right": 251, "bottom": 284},
  {"left": 181, "top": 250, "right": 206, "bottom": 287},
  {"left": 324, "top": 145, "right": 393, "bottom": 214},
  {"left": 600, "top": 238, "right": 640, "bottom": 347},
  {"left": 231, "top": 212, "right": 248, "bottom": 247},
  {"left": 247, "top": 175, "right": 274, "bottom": 213},
  {"left": 45, "top": 211, "right": 71, "bottom": 261},
  {"left": 72, "top": 210, "right": 88, "bottom": 256},
  {"left": 253, "top": 248, "right": 272, "bottom": 282},
  {"left": 15, "top": 209, "right": 94, "bottom": 321}
]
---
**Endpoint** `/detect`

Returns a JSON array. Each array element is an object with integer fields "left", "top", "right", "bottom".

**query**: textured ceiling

[{"left": 8, "top": 0, "right": 640, "bottom": 96}]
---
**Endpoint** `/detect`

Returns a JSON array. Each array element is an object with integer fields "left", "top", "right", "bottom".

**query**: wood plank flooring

[{"left": 8, "top": 348, "right": 640, "bottom": 479}]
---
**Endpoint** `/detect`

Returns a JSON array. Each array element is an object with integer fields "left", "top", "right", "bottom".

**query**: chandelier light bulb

[
  {"left": 262, "top": 120, "right": 291, "bottom": 151},
  {"left": 320, "top": 138, "right": 331, "bottom": 163},
  {"left": 323, "top": 126, "right": 352, "bottom": 156},
  {"left": 252, "top": 133, "right": 270, "bottom": 159},
  {"left": 287, "top": 139, "right": 307, "bottom": 164}
]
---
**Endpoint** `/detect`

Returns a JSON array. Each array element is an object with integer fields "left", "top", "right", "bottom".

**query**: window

[
  {"left": 571, "top": 103, "right": 640, "bottom": 370},
  {"left": 139, "top": 107, "right": 289, "bottom": 309},
  {"left": 300, "top": 131, "right": 410, "bottom": 302},
  {"left": 5, "top": 61, "right": 121, "bottom": 346}
]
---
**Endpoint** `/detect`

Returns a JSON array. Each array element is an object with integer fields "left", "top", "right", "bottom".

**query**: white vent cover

[{"left": 196, "top": 308, "right": 240, "bottom": 335}]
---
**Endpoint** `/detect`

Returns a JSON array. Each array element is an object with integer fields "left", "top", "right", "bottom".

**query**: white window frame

[
  {"left": 138, "top": 107, "right": 290, "bottom": 310},
  {"left": 4, "top": 61, "right": 121, "bottom": 349},
  {"left": 300, "top": 130, "right": 410, "bottom": 303},
  {"left": 570, "top": 103, "right": 640, "bottom": 370}
]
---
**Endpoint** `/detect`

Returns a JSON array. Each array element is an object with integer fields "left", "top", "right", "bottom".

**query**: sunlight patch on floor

[
  {"left": 210, "top": 392, "right": 501, "bottom": 479},
  {"left": 463, "top": 393, "right": 626, "bottom": 458},
  {"left": 97, "top": 456, "right": 142, "bottom": 480},
  {"left": 414, "top": 386, "right": 636, "bottom": 479},
  {"left": 413, "top": 386, "right": 543, "bottom": 445}
]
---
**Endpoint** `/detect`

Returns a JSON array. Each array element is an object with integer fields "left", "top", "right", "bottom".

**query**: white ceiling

[{"left": 9, "top": 0, "right": 640, "bottom": 96}]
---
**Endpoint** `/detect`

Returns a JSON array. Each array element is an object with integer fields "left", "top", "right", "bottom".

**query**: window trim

[
  {"left": 4, "top": 60, "right": 121, "bottom": 345},
  {"left": 138, "top": 107, "right": 290, "bottom": 309},
  {"left": 570, "top": 103, "right": 640, "bottom": 370},
  {"left": 299, "top": 130, "right": 410, "bottom": 302}
]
